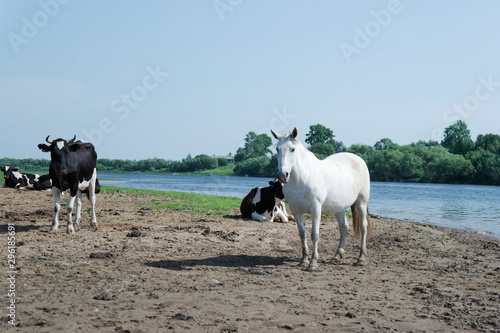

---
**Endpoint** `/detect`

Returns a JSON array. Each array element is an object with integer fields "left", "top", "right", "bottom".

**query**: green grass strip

[{"left": 102, "top": 185, "right": 240, "bottom": 216}]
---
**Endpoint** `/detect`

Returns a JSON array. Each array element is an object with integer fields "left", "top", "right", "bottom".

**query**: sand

[{"left": 1, "top": 187, "right": 499, "bottom": 332}]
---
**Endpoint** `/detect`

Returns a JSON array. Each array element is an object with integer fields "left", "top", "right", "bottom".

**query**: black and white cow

[
  {"left": 38, "top": 135, "right": 100, "bottom": 234},
  {"left": 33, "top": 174, "right": 52, "bottom": 191},
  {"left": 240, "top": 179, "right": 290, "bottom": 222},
  {"left": 1, "top": 165, "right": 39, "bottom": 189}
]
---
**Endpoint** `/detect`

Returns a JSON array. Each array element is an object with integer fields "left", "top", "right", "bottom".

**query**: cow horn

[
  {"left": 45, "top": 135, "right": 53, "bottom": 144},
  {"left": 67, "top": 135, "right": 76, "bottom": 143}
]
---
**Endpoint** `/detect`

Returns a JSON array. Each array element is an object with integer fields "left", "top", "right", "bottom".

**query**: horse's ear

[
  {"left": 271, "top": 130, "right": 281, "bottom": 140},
  {"left": 291, "top": 127, "right": 298, "bottom": 139}
]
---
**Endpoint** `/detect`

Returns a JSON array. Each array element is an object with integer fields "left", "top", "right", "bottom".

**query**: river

[{"left": 99, "top": 173, "right": 500, "bottom": 238}]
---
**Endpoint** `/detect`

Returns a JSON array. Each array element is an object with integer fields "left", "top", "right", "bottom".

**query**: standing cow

[
  {"left": 1, "top": 165, "right": 39, "bottom": 189},
  {"left": 38, "top": 135, "right": 100, "bottom": 234},
  {"left": 240, "top": 179, "right": 290, "bottom": 222}
]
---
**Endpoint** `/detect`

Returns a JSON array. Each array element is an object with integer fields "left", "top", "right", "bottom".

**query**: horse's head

[{"left": 271, "top": 127, "right": 298, "bottom": 184}]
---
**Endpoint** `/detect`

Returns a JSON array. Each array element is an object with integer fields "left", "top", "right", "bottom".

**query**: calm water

[{"left": 100, "top": 173, "right": 500, "bottom": 238}]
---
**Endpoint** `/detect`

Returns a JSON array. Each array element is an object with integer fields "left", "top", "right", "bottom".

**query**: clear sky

[{"left": 2, "top": 1, "right": 500, "bottom": 160}]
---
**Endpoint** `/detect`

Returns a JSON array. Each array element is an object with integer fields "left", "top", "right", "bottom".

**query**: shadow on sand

[
  {"left": 0, "top": 224, "right": 41, "bottom": 233},
  {"left": 146, "top": 255, "right": 287, "bottom": 271}
]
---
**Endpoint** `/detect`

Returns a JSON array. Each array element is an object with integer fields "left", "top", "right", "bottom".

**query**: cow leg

[
  {"left": 334, "top": 211, "right": 348, "bottom": 262},
  {"left": 88, "top": 186, "right": 97, "bottom": 227},
  {"left": 263, "top": 210, "right": 273, "bottom": 222},
  {"left": 74, "top": 190, "right": 83, "bottom": 225},
  {"left": 275, "top": 202, "right": 289, "bottom": 223},
  {"left": 66, "top": 195, "right": 76, "bottom": 234},
  {"left": 50, "top": 187, "right": 61, "bottom": 233}
]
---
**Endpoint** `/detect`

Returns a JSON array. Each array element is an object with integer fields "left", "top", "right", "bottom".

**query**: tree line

[
  {"left": 1, "top": 120, "right": 498, "bottom": 185},
  {"left": 0, "top": 155, "right": 229, "bottom": 175},
  {"left": 231, "top": 121, "right": 500, "bottom": 185}
]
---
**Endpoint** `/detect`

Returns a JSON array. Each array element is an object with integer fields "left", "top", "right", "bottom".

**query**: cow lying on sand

[
  {"left": 33, "top": 174, "right": 52, "bottom": 190},
  {"left": 240, "top": 179, "right": 291, "bottom": 222},
  {"left": 1, "top": 165, "right": 39, "bottom": 189}
]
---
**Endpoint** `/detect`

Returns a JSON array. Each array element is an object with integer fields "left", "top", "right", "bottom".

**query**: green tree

[
  {"left": 305, "top": 124, "right": 335, "bottom": 146},
  {"left": 309, "top": 142, "right": 337, "bottom": 159},
  {"left": 305, "top": 124, "right": 345, "bottom": 158},
  {"left": 475, "top": 133, "right": 500, "bottom": 154},
  {"left": 349, "top": 144, "right": 375, "bottom": 157},
  {"left": 467, "top": 150, "right": 500, "bottom": 185},
  {"left": 234, "top": 156, "right": 273, "bottom": 177},
  {"left": 367, "top": 149, "right": 405, "bottom": 181},
  {"left": 234, "top": 132, "right": 272, "bottom": 163},
  {"left": 374, "top": 138, "right": 397, "bottom": 150},
  {"left": 441, "top": 120, "right": 474, "bottom": 155}
]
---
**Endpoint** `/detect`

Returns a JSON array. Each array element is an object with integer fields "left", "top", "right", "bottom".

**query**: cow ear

[
  {"left": 270, "top": 130, "right": 281, "bottom": 140},
  {"left": 38, "top": 144, "right": 51, "bottom": 152},
  {"left": 291, "top": 127, "right": 298, "bottom": 139},
  {"left": 268, "top": 181, "right": 274, "bottom": 186}
]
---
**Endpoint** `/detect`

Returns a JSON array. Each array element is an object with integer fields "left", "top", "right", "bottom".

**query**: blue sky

[{"left": 2, "top": 1, "right": 500, "bottom": 160}]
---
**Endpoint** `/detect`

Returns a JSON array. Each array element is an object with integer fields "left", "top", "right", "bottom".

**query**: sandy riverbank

[{"left": 1, "top": 188, "right": 499, "bottom": 332}]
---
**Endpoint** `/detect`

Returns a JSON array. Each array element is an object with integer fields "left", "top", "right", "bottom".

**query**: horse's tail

[{"left": 351, "top": 204, "right": 372, "bottom": 238}]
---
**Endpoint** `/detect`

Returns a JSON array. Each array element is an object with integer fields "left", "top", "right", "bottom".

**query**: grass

[
  {"left": 187, "top": 165, "right": 236, "bottom": 176},
  {"left": 102, "top": 185, "right": 241, "bottom": 216}
]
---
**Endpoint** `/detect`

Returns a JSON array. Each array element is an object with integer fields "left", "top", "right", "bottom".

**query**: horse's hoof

[
  {"left": 306, "top": 263, "right": 319, "bottom": 272},
  {"left": 354, "top": 259, "right": 367, "bottom": 266},
  {"left": 67, "top": 226, "right": 75, "bottom": 235},
  {"left": 49, "top": 227, "right": 58, "bottom": 234},
  {"left": 298, "top": 260, "right": 309, "bottom": 268},
  {"left": 331, "top": 257, "right": 342, "bottom": 265}
]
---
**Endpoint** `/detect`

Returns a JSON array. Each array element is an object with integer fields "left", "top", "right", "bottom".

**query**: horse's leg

[
  {"left": 355, "top": 201, "right": 369, "bottom": 265},
  {"left": 334, "top": 211, "right": 348, "bottom": 262},
  {"left": 294, "top": 214, "right": 309, "bottom": 267},
  {"left": 307, "top": 204, "right": 322, "bottom": 271}
]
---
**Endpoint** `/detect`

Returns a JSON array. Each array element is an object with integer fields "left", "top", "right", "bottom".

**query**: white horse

[{"left": 271, "top": 128, "right": 371, "bottom": 271}]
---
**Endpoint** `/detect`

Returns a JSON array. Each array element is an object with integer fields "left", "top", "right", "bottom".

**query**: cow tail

[{"left": 351, "top": 204, "right": 372, "bottom": 238}]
